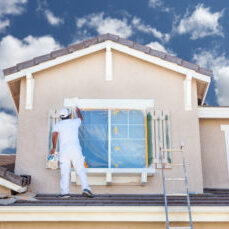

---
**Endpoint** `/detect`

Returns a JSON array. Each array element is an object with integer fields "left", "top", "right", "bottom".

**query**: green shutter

[
  {"left": 146, "top": 110, "right": 171, "bottom": 165},
  {"left": 164, "top": 112, "right": 171, "bottom": 163}
]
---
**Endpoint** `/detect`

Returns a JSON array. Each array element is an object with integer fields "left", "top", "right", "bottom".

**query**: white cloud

[
  {"left": 0, "top": 0, "right": 27, "bottom": 32},
  {"left": 193, "top": 50, "right": 229, "bottom": 105},
  {"left": 148, "top": 0, "right": 170, "bottom": 12},
  {"left": 76, "top": 13, "right": 132, "bottom": 38},
  {"left": 76, "top": 13, "right": 170, "bottom": 42},
  {"left": 176, "top": 4, "right": 223, "bottom": 39},
  {"left": 147, "top": 41, "right": 166, "bottom": 52},
  {"left": 132, "top": 17, "right": 170, "bottom": 43},
  {"left": 148, "top": 0, "right": 162, "bottom": 8},
  {"left": 0, "top": 35, "right": 61, "bottom": 110},
  {"left": 0, "top": 34, "right": 60, "bottom": 154},
  {"left": 76, "top": 18, "right": 87, "bottom": 28},
  {"left": 147, "top": 41, "right": 176, "bottom": 56},
  {"left": 44, "top": 10, "right": 64, "bottom": 26},
  {"left": 0, "top": 112, "right": 17, "bottom": 153},
  {"left": 0, "top": 0, "right": 27, "bottom": 15},
  {"left": 0, "top": 19, "right": 10, "bottom": 31}
]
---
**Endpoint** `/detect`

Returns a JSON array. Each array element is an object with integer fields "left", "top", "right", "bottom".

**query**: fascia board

[
  {"left": 198, "top": 107, "right": 229, "bottom": 118},
  {"left": 110, "top": 41, "right": 211, "bottom": 83},
  {"left": 1, "top": 206, "right": 229, "bottom": 222},
  {"left": 5, "top": 42, "right": 107, "bottom": 82},
  {"left": 5, "top": 40, "right": 210, "bottom": 84}
]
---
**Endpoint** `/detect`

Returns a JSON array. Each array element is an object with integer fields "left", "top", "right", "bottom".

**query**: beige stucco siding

[
  {"left": 2, "top": 222, "right": 229, "bottom": 229},
  {"left": 15, "top": 50, "right": 203, "bottom": 194},
  {"left": 200, "top": 118, "right": 229, "bottom": 188}
]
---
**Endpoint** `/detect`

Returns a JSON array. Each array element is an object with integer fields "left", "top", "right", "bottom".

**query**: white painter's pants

[{"left": 59, "top": 147, "right": 90, "bottom": 194}]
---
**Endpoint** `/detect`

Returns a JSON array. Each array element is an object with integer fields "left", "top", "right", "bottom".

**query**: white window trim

[
  {"left": 221, "top": 125, "right": 229, "bottom": 176},
  {"left": 64, "top": 98, "right": 154, "bottom": 110},
  {"left": 64, "top": 98, "right": 155, "bottom": 185}
]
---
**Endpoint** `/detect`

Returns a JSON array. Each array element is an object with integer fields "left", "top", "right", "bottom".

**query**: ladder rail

[
  {"left": 160, "top": 142, "right": 193, "bottom": 229},
  {"left": 181, "top": 145, "right": 193, "bottom": 229},
  {"left": 159, "top": 144, "right": 169, "bottom": 229}
]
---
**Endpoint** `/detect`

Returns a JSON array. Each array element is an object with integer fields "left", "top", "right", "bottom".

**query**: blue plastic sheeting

[
  {"left": 79, "top": 110, "right": 108, "bottom": 168},
  {"left": 77, "top": 109, "right": 146, "bottom": 168},
  {"left": 111, "top": 110, "right": 146, "bottom": 168}
]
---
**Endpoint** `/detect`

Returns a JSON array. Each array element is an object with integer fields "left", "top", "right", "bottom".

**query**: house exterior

[{"left": 1, "top": 33, "right": 229, "bottom": 228}]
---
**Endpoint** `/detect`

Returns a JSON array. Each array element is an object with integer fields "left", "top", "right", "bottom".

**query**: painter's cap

[{"left": 59, "top": 108, "right": 71, "bottom": 118}]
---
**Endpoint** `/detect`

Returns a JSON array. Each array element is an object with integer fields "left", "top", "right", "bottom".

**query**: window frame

[{"left": 64, "top": 98, "right": 155, "bottom": 184}]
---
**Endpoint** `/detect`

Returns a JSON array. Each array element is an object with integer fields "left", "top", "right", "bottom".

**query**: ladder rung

[
  {"left": 161, "top": 148, "right": 182, "bottom": 152},
  {"left": 170, "top": 163, "right": 184, "bottom": 166},
  {"left": 167, "top": 193, "right": 187, "bottom": 196},
  {"left": 170, "top": 227, "right": 190, "bottom": 229},
  {"left": 165, "top": 178, "right": 185, "bottom": 181}
]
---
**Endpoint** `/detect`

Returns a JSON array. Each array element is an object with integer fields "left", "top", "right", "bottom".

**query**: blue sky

[{"left": 0, "top": 0, "right": 229, "bottom": 154}]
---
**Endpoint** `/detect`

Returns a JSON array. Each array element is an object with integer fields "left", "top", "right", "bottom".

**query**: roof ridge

[{"left": 3, "top": 33, "right": 213, "bottom": 77}]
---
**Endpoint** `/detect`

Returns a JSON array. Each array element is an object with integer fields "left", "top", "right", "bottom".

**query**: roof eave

[{"left": 4, "top": 40, "right": 211, "bottom": 84}]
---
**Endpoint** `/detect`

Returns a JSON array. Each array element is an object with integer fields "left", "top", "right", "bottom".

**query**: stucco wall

[
  {"left": 200, "top": 118, "right": 229, "bottom": 188},
  {"left": 1, "top": 222, "right": 229, "bottom": 229},
  {"left": 15, "top": 50, "right": 203, "bottom": 194}
]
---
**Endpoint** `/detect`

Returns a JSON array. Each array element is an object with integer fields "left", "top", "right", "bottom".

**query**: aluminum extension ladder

[{"left": 159, "top": 141, "right": 193, "bottom": 229}]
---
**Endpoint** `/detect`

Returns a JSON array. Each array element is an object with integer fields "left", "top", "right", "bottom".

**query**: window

[
  {"left": 79, "top": 109, "right": 147, "bottom": 169},
  {"left": 47, "top": 99, "right": 171, "bottom": 171}
]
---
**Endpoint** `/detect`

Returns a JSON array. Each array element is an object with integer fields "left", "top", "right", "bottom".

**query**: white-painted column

[
  {"left": 221, "top": 125, "right": 229, "bottom": 176},
  {"left": 105, "top": 44, "right": 112, "bottom": 81},
  {"left": 25, "top": 72, "right": 34, "bottom": 110},
  {"left": 184, "top": 72, "right": 192, "bottom": 111}
]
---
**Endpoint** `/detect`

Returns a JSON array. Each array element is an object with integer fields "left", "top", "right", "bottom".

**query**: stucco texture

[
  {"left": 200, "top": 118, "right": 229, "bottom": 188},
  {"left": 15, "top": 50, "right": 203, "bottom": 194},
  {"left": 0, "top": 222, "right": 228, "bottom": 229}
]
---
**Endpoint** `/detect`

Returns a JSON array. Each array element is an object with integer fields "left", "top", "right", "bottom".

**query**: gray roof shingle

[
  {"left": 3, "top": 33, "right": 213, "bottom": 77},
  {"left": 3, "top": 189, "right": 229, "bottom": 206}
]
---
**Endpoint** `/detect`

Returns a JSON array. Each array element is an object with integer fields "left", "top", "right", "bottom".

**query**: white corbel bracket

[
  {"left": 184, "top": 72, "right": 192, "bottom": 111},
  {"left": 105, "top": 43, "right": 113, "bottom": 81},
  {"left": 25, "top": 72, "right": 34, "bottom": 110},
  {"left": 221, "top": 125, "right": 229, "bottom": 176}
]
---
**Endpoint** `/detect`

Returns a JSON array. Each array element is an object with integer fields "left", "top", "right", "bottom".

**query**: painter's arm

[
  {"left": 76, "top": 107, "right": 83, "bottom": 121},
  {"left": 50, "top": 132, "right": 58, "bottom": 155}
]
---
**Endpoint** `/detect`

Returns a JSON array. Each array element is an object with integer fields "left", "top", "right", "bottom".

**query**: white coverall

[{"left": 52, "top": 118, "right": 90, "bottom": 194}]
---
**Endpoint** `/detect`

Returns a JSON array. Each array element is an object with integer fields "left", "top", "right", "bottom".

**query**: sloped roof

[
  {"left": 2, "top": 189, "right": 229, "bottom": 206},
  {"left": 3, "top": 33, "right": 212, "bottom": 77},
  {"left": 0, "top": 155, "right": 15, "bottom": 172}
]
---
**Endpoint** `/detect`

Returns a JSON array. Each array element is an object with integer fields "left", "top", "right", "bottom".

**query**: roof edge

[{"left": 3, "top": 33, "right": 213, "bottom": 77}]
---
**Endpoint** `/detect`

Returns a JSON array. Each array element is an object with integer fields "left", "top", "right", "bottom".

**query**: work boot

[
  {"left": 57, "top": 193, "right": 71, "bottom": 198},
  {"left": 82, "top": 189, "right": 94, "bottom": 198}
]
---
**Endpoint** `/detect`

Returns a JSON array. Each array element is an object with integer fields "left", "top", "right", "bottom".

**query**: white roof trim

[
  {"left": 1, "top": 206, "right": 229, "bottom": 222},
  {"left": 64, "top": 98, "right": 154, "bottom": 109},
  {"left": 198, "top": 107, "right": 229, "bottom": 118},
  {"left": 201, "top": 82, "right": 210, "bottom": 106},
  {"left": 5, "top": 40, "right": 211, "bottom": 84}
]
